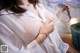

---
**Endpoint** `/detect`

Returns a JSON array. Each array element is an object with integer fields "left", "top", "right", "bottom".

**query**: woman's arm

[
  {"left": 20, "top": 19, "right": 55, "bottom": 53},
  {"left": 0, "top": 22, "right": 45, "bottom": 53},
  {"left": 36, "top": 19, "right": 55, "bottom": 44}
]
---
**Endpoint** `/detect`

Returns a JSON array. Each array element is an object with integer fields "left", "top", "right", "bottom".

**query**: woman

[{"left": 0, "top": 0, "right": 72, "bottom": 53}]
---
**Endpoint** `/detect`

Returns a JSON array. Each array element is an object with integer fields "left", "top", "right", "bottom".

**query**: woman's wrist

[
  {"left": 36, "top": 33, "right": 48, "bottom": 44},
  {"left": 39, "top": 32, "right": 48, "bottom": 36},
  {"left": 39, "top": 31, "right": 49, "bottom": 36}
]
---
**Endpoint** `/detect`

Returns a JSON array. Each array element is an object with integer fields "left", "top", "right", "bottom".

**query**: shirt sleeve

[
  {"left": 53, "top": 28, "right": 69, "bottom": 53},
  {"left": 41, "top": 6, "right": 69, "bottom": 52},
  {"left": 25, "top": 40, "right": 45, "bottom": 53},
  {"left": 0, "top": 17, "right": 45, "bottom": 53},
  {"left": 44, "top": 6, "right": 69, "bottom": 53},
  {"left": 58, "top": 34, "right": 69, "bottom": 53},
  {"left": 20, "top": 40, "right": 45, "bottom": 53}
]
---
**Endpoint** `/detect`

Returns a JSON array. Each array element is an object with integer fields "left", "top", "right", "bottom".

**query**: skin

[
  {"left": 20, "top": 0, "right": 73, "bottom": 53},
  {"left": 26, "top": 3, "right": 55, "bottom": 44},
  {"left": 19, "top": 0, "right": 55, "bottom": 44}
]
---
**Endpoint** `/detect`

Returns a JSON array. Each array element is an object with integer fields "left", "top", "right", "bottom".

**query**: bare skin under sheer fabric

[{"left": 0, "top": 4, "right": 69, "bottom": 53}]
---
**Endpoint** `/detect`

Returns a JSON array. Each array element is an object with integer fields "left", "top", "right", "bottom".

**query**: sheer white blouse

[{"left": 0, "top": 4, "right": 69, "bottom": 53}]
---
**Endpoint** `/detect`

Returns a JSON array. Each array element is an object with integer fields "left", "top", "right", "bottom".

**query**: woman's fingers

[
  {"left": 48, "top": 19, "right": 53, "bottom": 23},
  {"left": 48, "top": 19, "right": 55, "bottom": 25},
  {"left": 49, "top": 21, "right": 55, "bottom": 26},
  {"left": 45, "top": 19, "right": 55, "bottom": 29}
]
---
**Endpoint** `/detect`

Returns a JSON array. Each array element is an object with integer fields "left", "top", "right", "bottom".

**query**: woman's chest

[{"left": 18, "top": 17, "right": 42, "bottom": 44}]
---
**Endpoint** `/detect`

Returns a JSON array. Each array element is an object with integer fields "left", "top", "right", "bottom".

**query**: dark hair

[
  {"left": 28, "top": 0, "right": 39, "bottom": 7},
  {"left": 0, "top": 0, "right": 26, "bottom": 13}
]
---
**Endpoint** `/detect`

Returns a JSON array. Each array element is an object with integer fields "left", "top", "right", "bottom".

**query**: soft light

[{"left": 70, "top": 17, "right": 79, "bottom": 25}]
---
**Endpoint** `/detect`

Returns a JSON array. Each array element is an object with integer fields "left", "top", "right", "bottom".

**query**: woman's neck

[
  {"left": 28, "top": 4, "right": 36, "bottom": 9},
  {"left": 27, "top": 4, "right": 42, "bottom": 19}
]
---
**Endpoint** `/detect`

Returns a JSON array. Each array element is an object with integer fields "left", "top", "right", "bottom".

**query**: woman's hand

[
  {"left": 40, "top": 19, "right": 55, "bottom": 35},
  {"left": 36, "top": 19, "right": 55, "bottom": 44}
]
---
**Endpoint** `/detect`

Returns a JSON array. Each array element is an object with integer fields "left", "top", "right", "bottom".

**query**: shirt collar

[{"left": 0, "top": 9, "right": 14, "bottom": 15}]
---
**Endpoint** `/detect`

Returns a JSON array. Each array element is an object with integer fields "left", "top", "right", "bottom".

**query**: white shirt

[{"left": 0, "top": 3, "right": 69, "bottom": 53}]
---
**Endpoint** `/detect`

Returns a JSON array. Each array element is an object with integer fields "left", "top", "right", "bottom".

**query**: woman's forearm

[{"left": 36, "top": 33, "right": 47, "bottom": 44}]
